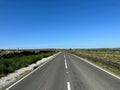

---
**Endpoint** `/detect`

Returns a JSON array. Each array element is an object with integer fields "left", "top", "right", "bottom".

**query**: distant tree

[{"left": 69, "top": 48, "right": 72, "bottom": 50}]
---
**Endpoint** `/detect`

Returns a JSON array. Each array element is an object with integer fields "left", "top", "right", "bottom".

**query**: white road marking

[
  {"left": 72, "top": 54, "right": 120, "bottom": 80},
  {"left": 6, "top": 61, "right": 50, "bottom": 90},
  {"left": 67, "top": 82, "right": 71, "bottom": 90},
  {"left": 65, "top": 59, "right": 68, "bottom": 69},
  {"left": 64, "top": 54, "right": 68, "bottom": 69},
  {"left": 64, "top": 54, "right": 66, "bottom": 59},
  {"left": 5, "top": 53, "right": 60, "bottom": 90}
]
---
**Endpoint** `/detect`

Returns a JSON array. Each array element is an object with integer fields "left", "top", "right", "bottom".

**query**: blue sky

[{"left": 0, "top": 0, "right": 120, "bottom": 49}]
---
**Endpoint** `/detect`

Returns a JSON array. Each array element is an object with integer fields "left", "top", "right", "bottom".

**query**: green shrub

[{"left": 0, "top": 51, "right": 56, "bottom": 77}]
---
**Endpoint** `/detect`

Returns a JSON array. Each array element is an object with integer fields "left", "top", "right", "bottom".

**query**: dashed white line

[
  {"left": 65, "top": 59, "right": 68, "bottom": 69},
  {"left": 64, "top": 54, "right": 66, "bottom": 59},
  {"left": 64, "top": 54, "right": 71, "bottom": 90},
  {"left": 67, "top": 82, "right": 71, "bottom": 90},
  {"left": 64, "top": 54, "right": 68, "bottom": 69}
]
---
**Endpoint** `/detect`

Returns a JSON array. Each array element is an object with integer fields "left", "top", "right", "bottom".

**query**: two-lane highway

[{"left": 6, "top": 52, "right": 120, "bottom": 90}]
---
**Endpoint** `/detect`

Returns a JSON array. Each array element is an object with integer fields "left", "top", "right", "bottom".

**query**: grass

[
  {"left": 95, "top": 61, "right": 120, "bottom": 75},
  {"left": 0, "top": 51, "right": 56, "bottom": 77},
  {"left": 75, "top": 54, "right": 120, "bottom": 76},
  {"left": 68, "top": 49, "right": 120, "bottom": 76},
  {"left": 75, "top": 49, "right": 120, "bottom": 62}
]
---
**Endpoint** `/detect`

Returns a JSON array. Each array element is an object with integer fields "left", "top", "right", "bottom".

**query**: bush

[{"left": 0, "top": 51, "right": 56, "bottom": 77}]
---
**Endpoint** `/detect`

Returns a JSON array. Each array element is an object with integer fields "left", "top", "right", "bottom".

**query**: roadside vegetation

[
  {"left": 0, "top": 51, "right": 56, "bottom": 77},
  {"left": 68, "top": 48, "right": 120, "bottom": 76}
]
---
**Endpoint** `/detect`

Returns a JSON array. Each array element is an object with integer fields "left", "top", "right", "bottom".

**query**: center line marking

[
  {"left": 65, "top": 59, "right": 68, "bottom": 69},
  {"left": 67, "top": 82, "right": 71, "bottom": 90},
  {"left": 64, "top": 54, "right": 66, "bottom": 59}
]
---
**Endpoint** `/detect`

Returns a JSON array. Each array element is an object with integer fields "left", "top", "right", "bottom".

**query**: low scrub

[
  {"left": 69, "top": 51, "right": 120, "bottom": 76},
  {"left": 0, "top": 51, "right": 56, "bottom": 77}
]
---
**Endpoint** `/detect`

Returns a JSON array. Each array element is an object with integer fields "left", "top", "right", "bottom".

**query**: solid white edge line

[
  {"left": 5, "top": 53, "right": 60, "bottom": 90},
  {"left": 71, "top": 53, "right": 120, "bottom": 80},
  {"left": 67, "top": 82, "right": 71, "bottom": 90},
  {"left": 65, "top": 59, "right": 68, "bottom": 69}
]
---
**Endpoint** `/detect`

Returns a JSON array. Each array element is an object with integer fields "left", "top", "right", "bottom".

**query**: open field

[
  {"left": 69, "top": 48, "right": 120, "bottom": 62},
  {"left": 68, "top": 48, "right": 120, "bottom": 75}
]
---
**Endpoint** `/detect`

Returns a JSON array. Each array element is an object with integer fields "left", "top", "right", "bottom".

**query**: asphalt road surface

[{"left": 6, "top": 52, "right": 120, "bottom": 90}]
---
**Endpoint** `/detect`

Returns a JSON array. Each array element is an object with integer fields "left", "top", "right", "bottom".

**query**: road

[{"left": 6, "top": 52, "right": 120, "bottom": 90}]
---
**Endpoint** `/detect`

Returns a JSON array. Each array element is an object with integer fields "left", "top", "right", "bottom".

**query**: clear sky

[{"left": 0, "top": 0, "right": 120, "bottom": 49}]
